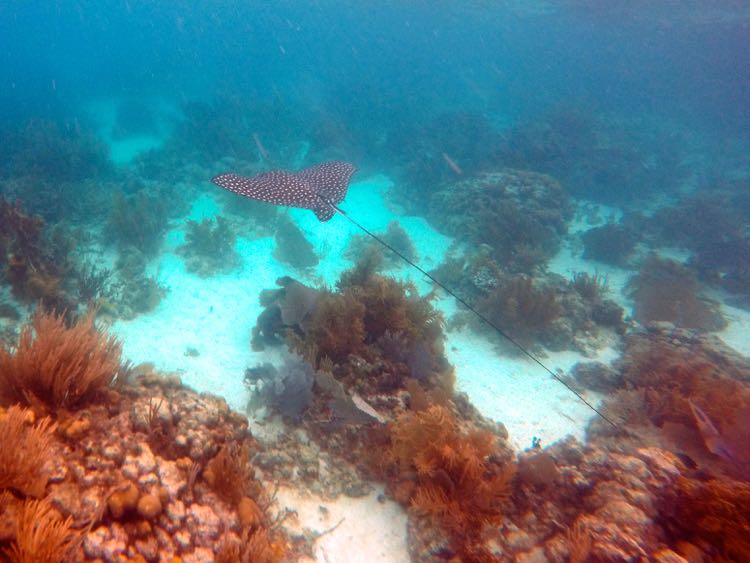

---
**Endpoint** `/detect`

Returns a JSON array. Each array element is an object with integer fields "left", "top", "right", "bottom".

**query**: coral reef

[
  {"left": 178, "top": 216, "right": 241, "bottom": 277},
  {"left": 0, "top": 406, "right": 56, "bottom": 498},
  {"left": 428, "top": 169, "right": 572, "bottom": 274},
  {"left": 565, "top": 360, "right": 622, "bottom": 393},
  {"left": 242, "top": 256, "right": 750, "bottom": 562},
  {"left": 383, "top": 404, "right": 516, "bottom": 560},
  {"left": 107, "top": 190, "right": 169, "bottom": 257},
  {"left": 501, "top": 107, "right": 687, "bottom": 203},
  {"left": 75, "top": 262, "right": 115, "bottom": 305},
  {"left": 250, "top": 276, "right": 320, "bottom": 351},
  {"left": 434, "top": 250, "right": 625, "bottom": 353},
  {"left": 650, "top": 191, "right": 750, "bottom": 303},
  {"left": 344, "top": 220, "right": 418, "bottom": 268},
  {"left": 594, "top": 325, "right": 750, "bottom": 481},
  {"left": 221, "top": 192, "right": 279, "bottom": 237},
  {"left": 569, "top": 271, "right": 609, "bottom": 302},
  {"left": 252, "top": 256, "right": 447, "bottom": 393},
  {"left": 4, "top": 118, "right": 112, "bottom": 184},
  {"left": 0, "top": 310, "right": 124, "bottom": 412},
  {"left": 0, "top": 198, "right": 78, "bottom": 313},
  {"left": 478, "top": 275, "right": 563, "bottom": 349},
  {"left": 106, "top": 248, "right": 168, "bottom": 319},
  {"left": 627, "top": 254, "right": 726, "bottom": 331},
  {"left": 0, "top": 313, "right": 291, "bottom": 562},
  {"left": 3, "top": 496, "right": 82, "bottom": 562},
  {"left": 140, "top": 97, "right": 309, "bottom": 177},
  {"left": 581, "top": 222, "right": 639, "bottom": 266},
  {"left": 386, "top": 111, "right": 503, "bottom": 206},
  {"left": 569, "top": 325, "right": 750, "bottom": 561},
  {"left": 247, "top": 258, "right": 526, "bottom": 559},
  {"left": 669, "top": 476, "right": 750, "bottom": 560},
  {"left": 304, "top": 257, "right": 445, "bottom": 385},
  {"left": 652, "top": 192, "right": 744, "bottom": 257}
]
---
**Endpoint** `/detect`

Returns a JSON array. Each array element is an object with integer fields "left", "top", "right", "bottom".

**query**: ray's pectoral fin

[{"left": 313, "top": 201, "right": 336, "bottom": 222}]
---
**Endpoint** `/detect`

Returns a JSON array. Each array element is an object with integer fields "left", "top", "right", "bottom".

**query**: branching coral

[
  {"left": 304, "top": 291, "right": 366, "bottom": 363},
  {"left": 570, "top": 272, "right": 609, "bottom": 301},
  {"left": 301, "top": 261, "right": 444, "bottom": 372},
  {"left": 0, "top": 310, "right": 123, "bottom": 411},
  {"left": 75, "top": 261, "right": 115, "bottom": 304},
  {"left": 0, "top": 198, "right": 76, "bottom": 312},
  {"left": 344, "top": 221, "right": 418, "bottom": 267},
  {"left": 107, "top": 190, "right": 169, "bottom": 257},
  {"left": 478, "top": 275, "right": 562, "bottom": 348},
  {"left": 0, "top": 406, "right": 56, "bottom": 498},
  {"left": 178, "top": 216, "right": 240, "bottom": 276},
  {"left": 7, "top": 118, "right": 112, "bottom": 183},
  {"left": 386, "top": 404, "right": 515, "bottom": 558},
  {"left": 252, "top": 257, "right": 449, "bottom": 395},
  {"left": 2, "top": 496, "right": 81, "bottom": 563},
  {"left": 349, "top": 277, "right": 442, "bottom": 348},
  {"left": 203, "top": 442, "right": 258, "bottom": 506},
  {"left": 216, "top": 528, "right": 283, "bottom": 563}
]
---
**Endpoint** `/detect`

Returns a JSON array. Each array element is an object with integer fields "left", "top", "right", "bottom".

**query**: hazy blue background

[{"left": 1, "top": 0, "right": 748, "bottom": 134}]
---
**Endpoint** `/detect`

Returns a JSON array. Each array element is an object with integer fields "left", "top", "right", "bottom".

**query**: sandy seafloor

[{"left": 97, "top": 121, "right": 750, "bottom": 562}]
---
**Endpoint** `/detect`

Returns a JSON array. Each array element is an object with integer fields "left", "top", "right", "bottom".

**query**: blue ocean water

[{"left": 1, "top": 1, "right": 750, "bottom": 561}]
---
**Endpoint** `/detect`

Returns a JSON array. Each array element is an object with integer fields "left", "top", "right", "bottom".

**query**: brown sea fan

[
  {"left": 3, "top": 496, "right": 81, "bottom": 563},
  {"left": 0, "top": 405, "right": 56, "bottom": 498},
  {"left": 203, "top": 442, "right": 256, "bottom": 506},
  {"left": 388, "top": 404, "right": 516, "bottom": 551},
  {"left": 0, "top": 309, "right": 123, "bottom": 411}
]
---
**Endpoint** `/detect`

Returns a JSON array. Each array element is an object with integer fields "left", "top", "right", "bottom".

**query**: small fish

[
  {"left": 252, "top": 132, "right": 270, "bottom": 162},
  {"left": 212, "top": 161, "right": 356, "bottom": 221},
  {"left": 674, "top": 452, "right": 698, "bottom": 470},
  {"left": 688, "top": 400, "right": 736, "bottom": 463},
  {"left": 442, "top": 152, "right": 463, "bottom": 175}
]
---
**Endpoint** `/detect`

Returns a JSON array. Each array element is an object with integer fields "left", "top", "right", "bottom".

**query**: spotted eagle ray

[
  {"left": 212, "top": 161, "right": 356, "bottom": 221},
  {"left": 211, "top": 161, "right": 619, "bottom": 430}
]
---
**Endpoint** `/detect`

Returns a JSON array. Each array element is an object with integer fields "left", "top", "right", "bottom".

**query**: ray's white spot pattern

[{"left": 212, "top": 161, "right": 356, "bottom": 222}]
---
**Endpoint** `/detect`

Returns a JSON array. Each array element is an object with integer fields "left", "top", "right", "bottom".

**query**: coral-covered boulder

[{"left": 428, "top": 169, "right": 572, "bottom": 274}]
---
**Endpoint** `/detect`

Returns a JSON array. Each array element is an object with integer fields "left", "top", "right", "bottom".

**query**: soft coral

[{"left": 385, "top": 404, "right": 515, "bottom": 559}]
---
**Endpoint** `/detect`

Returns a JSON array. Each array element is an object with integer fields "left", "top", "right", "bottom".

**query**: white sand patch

[
  {"left": 112, "top": 196, "right": 291, "bottom": 413},
  {"left": 109, "top": 135, "right": 164, "bottom": 165},
  {"left": 289, "top": 175, "right": 452, "bottom": 288},
  {"left": 446, "top": 326, "right": 616, "bottom": 451},
  {"left": 275, "top": 486, "right": 409, "bottom": 563},
  {"left": 717, "top": 301, "right": 750, "bottom": 357},
  {"left": 80, "top": 96, "right": 179, "bottom": 165}
]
